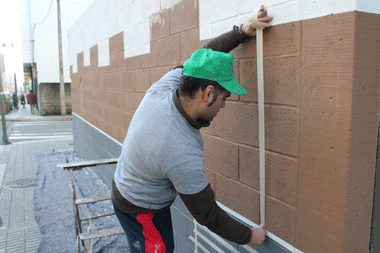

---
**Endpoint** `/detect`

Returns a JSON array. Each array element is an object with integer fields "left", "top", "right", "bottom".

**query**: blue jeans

[{"left": 113, "top": 205, "right": 175, "bottom": 253}]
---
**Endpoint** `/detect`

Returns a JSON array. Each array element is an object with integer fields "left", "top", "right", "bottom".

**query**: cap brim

[{"left": 218, "top": 80, "right": 247, "bottom": 95}]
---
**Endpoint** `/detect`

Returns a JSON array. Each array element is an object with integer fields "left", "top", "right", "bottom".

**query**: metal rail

[{"left": 189, "top": 219, "right": 258, "bottom": 253}]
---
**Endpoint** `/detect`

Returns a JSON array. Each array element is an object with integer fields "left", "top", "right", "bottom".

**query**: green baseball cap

[{"left": 182, "top": 48, "right": 247, "bottom": 95}]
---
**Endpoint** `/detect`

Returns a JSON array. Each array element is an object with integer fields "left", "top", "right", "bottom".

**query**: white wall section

[
  {"left": 199, "top": 0, "right": 380, "bottom": 41},
  {"left": 357, "top": 0, "right": 380, "bottom": 13},
  {"left": 69, "top": 0, "right": 380, "bottom": 73},
  {"left": 69, "top": 0, "right": 184, "bottom": 73}
]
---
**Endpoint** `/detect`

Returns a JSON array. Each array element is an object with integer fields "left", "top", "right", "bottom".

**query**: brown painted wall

[
  {"left": 344, "top": 12, "right": 379, "bottom": 252},
  {"left": 70, "top": 0, "right": 379, "bottom": 252},
  {"left": 295, "top": 11, "right": 379, "bottom": 253},
  {"left": 296, "top": 12, "right": 354, "bottom": 252}
]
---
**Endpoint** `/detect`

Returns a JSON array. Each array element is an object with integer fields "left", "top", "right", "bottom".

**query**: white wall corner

[{"left": 356, "top": 0, "right": 380, "bottom": 14}]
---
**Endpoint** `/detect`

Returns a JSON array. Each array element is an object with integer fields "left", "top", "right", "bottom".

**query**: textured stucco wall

[
  {"left": 69, "top": 0, "right": 380, "bottom": 252},
  {"left": 39, "top": 83, "right": 72, "bottom": 115}
]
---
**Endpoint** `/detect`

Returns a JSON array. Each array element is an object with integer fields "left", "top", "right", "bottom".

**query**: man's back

[
  {"left": 114, "top": 68, "right": 208, "bottom": 210},
  {"left": 27, "top": 92, "right": 36, "bottom": 104}
]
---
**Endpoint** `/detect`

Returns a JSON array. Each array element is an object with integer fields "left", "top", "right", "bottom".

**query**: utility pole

[
  {"left": 0, "top": 53, "right": 10, "bottom": 145},
  {"left": 14, "top": 74, "right": 18, "bottom": 109},
  {"left": 57, "top": 0, "right": 66, "bottom": 115}
]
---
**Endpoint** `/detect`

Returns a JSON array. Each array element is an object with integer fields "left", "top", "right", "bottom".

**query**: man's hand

[
  {"left": 247, "top": 224, "right": 266, "bottom": 248},
  {"left": 241, "top": 5, "right": 273, "bottom": 36}
]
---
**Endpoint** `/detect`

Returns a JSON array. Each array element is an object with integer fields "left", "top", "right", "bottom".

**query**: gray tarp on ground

[{"left": 34, "top": 150, "right": 129, "bottom": 253}]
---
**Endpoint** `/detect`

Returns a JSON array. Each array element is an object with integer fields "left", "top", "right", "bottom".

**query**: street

[
  {"left": 6, "top": 121, "right": 73, "bottom": 143},
  {"left": 0, "top": 106, "right": 73, "bottom": 144}
]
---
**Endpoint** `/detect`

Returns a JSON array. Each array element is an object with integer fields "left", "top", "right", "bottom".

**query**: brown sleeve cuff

[
  {"left": 174, "top": 26, "right": 248, "bottom": 69},
  {"left": 202, "top": 25, "right": 247, "bottom": 53},
  {"left": 179, "top": 184, "right": 252, "bottom": 245}
]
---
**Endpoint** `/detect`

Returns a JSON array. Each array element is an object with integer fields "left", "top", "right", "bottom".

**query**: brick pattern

[{"left": 69, "top": 0, "right": 380, "bottom": 252}]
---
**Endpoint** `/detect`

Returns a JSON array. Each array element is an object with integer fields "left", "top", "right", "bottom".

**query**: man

[
  {"left": 27, "top": 90, "right": 37, "bottom": 114},
  {"left": 112, "top": 6, "right": 273, "bottom": 253},
  {"left": 20, "top": 93, "right": 26, "bottom": 108},
  {"left": 12, "top": 93, "right": 18, "bottom": 109}
]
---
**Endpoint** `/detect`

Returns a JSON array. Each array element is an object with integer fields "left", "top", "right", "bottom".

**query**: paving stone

[{"left": 0, "top": 137, "right": 73, "bottom": 252}]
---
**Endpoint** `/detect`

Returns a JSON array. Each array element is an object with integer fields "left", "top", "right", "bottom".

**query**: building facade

[
  {"left": 19, "top": 0, "right": 93, "bottom": 114},
  {"left": 69, "top": 0, "right": 380, "bottom": 252}
]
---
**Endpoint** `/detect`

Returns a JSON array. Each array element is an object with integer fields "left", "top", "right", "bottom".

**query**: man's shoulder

[
  {"left": 147, "top": 68, "right": 183, "bottom": 95},
  {"left": 159, "top": 68, "right": 183, "bottom": 82}
]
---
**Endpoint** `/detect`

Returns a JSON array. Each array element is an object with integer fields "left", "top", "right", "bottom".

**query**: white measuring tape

[{"left": 254, "top": 12, "right": 266, "bottom": 227}]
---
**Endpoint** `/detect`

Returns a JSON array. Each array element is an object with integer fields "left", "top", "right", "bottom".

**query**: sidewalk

[
  {"left": 0, "top": 107, "right": 73, "bottom": 253},
  {"left": 5, "top": 106, "right": 72, "bottom": 122}
]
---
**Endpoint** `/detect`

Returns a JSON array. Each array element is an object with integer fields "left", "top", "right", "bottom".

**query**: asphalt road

[{"left": 1, "top": 120, "right": 73, "bottom": 144}]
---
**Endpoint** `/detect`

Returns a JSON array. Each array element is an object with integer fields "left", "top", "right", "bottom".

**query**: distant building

[{"left": 19, "top": 0, "right": 93, "bottom": 115}]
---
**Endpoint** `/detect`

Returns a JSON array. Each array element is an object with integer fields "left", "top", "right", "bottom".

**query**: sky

[
  {"left": 0, "top": 0, "right": 24, "bottom": 92},
  {"left": 0, "top": 0, "right": 94, "bottom": 92},
  {"left": 0, "top": 0, "right": 21, "bottom": 44}
]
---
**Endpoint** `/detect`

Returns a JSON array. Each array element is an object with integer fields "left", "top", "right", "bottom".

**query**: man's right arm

[
  {"left": 179, "top": 184, "right": 252, "bottom": 244},
  {"left": 180, "top": 184, "right": 266, "bottom": 247}
]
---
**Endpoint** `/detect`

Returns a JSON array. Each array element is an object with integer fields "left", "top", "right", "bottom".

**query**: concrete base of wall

[{"left": 73, "top": 113, "right": 121, "bottom": 187}]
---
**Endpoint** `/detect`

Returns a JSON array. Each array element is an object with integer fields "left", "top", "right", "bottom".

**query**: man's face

[{"left": 195, "top": 90, "right": 231, "bottom": 125}]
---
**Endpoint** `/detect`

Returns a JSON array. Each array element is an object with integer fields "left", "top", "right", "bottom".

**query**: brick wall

[
  {"left": 70, "top": 0, "right": 380, "bottom": 252},
  {"left": 39, "top": 83, "right": 72, "bottom": 115}
]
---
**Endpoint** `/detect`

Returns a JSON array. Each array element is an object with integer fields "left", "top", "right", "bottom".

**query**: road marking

[
  {"left": 13, "top": 121, "right": 71, "bottom": 125},
  {"left": 10, "top": 132, "right": 72, "bottom": 136},
  {"left": 9, "top": 135, "right": 73, "bottom": 140},
  {"left": 11, "top": 138, "right": 73, "bottom": 145}
]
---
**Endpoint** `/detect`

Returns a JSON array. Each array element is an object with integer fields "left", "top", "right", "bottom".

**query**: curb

[{"left": 5, "top": 116, "right": 72, "bottom": 122}]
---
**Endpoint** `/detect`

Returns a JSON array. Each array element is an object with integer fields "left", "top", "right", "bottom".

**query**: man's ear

[{"left": 203, "top": 85, "right": 215, "bottom": 103}]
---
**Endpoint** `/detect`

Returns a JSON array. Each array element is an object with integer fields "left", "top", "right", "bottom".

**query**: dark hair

[{"left": 179, "top": 76, "right": 227, "bottom": 99}]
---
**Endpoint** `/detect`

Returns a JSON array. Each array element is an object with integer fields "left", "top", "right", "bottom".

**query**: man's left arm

[
  {"left": 174, "top": 6, "right": 272, "bottom": 69},
  {"left": 202, "top": 6, "right": 272, "bottom": 53}
]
